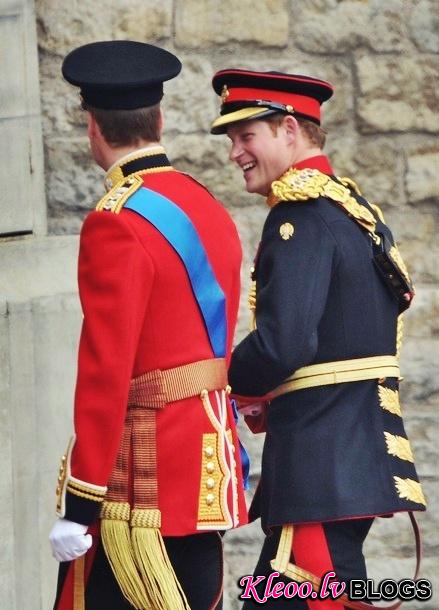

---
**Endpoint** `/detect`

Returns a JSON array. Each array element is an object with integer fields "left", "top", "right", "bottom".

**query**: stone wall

[{"left": 34, "top": 0, "right": 439, "bottom": 608}]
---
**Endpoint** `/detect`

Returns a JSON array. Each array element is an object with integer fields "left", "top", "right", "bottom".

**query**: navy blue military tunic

[{"left": 229, "top": 155, "right": 426, "bottom": 530}]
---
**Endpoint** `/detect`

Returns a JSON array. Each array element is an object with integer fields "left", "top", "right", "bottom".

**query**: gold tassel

[
  {"left": 131, "top": 508, "right": 191, "bottom": 610},
  {"left": 100, "top": 501, "right": 151, "bottom": 610}
]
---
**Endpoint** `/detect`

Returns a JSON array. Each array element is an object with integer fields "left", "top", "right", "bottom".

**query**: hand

[{"left": 49, "top": 518, "right": 92, "bottom": 562}]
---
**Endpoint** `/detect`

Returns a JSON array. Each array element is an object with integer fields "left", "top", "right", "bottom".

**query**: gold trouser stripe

[
  {"left": 129, "top": 358, "right": 228, "bottom": 408},
  {"left": 277, "top": 561, "right": 321, "bottom": 589},
  {"left": 271, "top": 524, "right": 294, "bottom": 573},
  {"left": 272, "top": 355, "right": 399, "bottom": 397},
  {"left": 73, "top": 555, "right": 85, "bottom": 610},
  {"left": 270, "top": 524, "right": 320, "bottom": 587}
]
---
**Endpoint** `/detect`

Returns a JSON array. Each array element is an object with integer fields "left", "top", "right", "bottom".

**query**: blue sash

[
  {"left": 125, "top": 187, "right": 227, "bottom": 358},
  {"left": 126, "top": 186, "right": 250, "bottom": 489}
]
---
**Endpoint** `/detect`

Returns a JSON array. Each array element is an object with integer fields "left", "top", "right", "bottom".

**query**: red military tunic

[{"left": 54, "top": 146, "right": 248, "bottom": 608}]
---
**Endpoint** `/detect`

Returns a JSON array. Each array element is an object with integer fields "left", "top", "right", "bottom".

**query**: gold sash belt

[
  {"left": 128, "top": 357, "right": 228, "bottom": 409},
  {"left": 271, "top": 355, "right": 399, "bottom": 398}
]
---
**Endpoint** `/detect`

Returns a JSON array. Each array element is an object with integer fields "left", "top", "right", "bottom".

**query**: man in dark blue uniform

[{"left": 210, "top": 69, "right": 426, "bottom": 609}]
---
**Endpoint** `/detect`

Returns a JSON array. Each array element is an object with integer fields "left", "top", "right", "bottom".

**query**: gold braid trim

[
  {"left": 66, "top": 487, "right": 106, "bottom": 502},
  {"left": 378, "top": 386, "right": 402, "bottom": 417},
  {"left": 101, "top": 501, "right": 131, "bottom": 521},
  {"left": 96, "top": 175, "right": 143, "bottom": 214},
  {"left": 396, "top": 314, "right": 404, "bottom": 360},
  {"left": 67, "top": 479, "right": 106, "bottom": 498},
  {"left": 271, "top": 524, "right": 294, "bottom": 573},
  {"left": 248, "top": 266, "right": 257, "bottom": 330},
  {"left": 384, "top": 432, "right": 414, "bottom": 463},
  {"left": 270, "top": 559, "right": 321, "bottom": 589},
  {"left": 390, "top": 245, "right": 411, "bottom": 285},
  {"left": 267, "top": 168, "right": 377, "bottom": 233},
  {"left": 394, "top": 477, "right": 426, "bottom": 506},
  {"left": 389, "top": 245, "right": 411, "bottom": 359},
  {"left": 390, "top": 247, "right": 410, "bottom": 358},
  {"left": 131, "top": 508, "right": 161, "bottom": 529}
]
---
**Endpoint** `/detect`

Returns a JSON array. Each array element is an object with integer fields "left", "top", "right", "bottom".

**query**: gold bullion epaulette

[
  {"left": 95, "top": 175, "right": 143, "bottom": 214},
  {"left": 267, "top": 168, "right": 377, "bottom": 233}
]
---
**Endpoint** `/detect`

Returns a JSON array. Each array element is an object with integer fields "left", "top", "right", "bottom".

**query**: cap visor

[{"left": 210, "top": 106, "right": 273, "bottom": 134}]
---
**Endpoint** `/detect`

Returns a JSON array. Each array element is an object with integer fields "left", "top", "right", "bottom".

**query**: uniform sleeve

[
  {"left": 59, "top": 211, "right": 155, "bottom": 524},
  {"left": 229, "top": 203, "right": 337, "bottom": 398}
]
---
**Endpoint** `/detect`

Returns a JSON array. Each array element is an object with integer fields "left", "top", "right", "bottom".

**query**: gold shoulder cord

[
  {"left": 267, "top": 168, "right": 377, "bottom": 233},
  {"left": 96, "top": 175, "right": 143, "bottom": 214},
  {"left": 266, "top": 168, "right": 413, "bottom": 359}
]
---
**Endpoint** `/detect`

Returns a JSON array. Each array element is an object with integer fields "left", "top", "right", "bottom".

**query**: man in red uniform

[
  {"left": 210, "top": 69, "right": 425, "bottom": 609},
  {"left": 49, "top": 42, "right": 247, "bottom": 610}
]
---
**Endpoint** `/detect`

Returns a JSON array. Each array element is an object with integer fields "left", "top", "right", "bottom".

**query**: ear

[
  {"left": 87, "top": 112, "right": 105, "bottom": 142},
  {"left": 87, "top": 112, "right": 94, "bottom": 138},
  {"left": 282, "top": 114, "right": 299, "bottom": 144}
]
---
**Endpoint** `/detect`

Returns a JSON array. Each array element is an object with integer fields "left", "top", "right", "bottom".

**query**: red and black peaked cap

[
  {"left": 211, "top": 68, "right": 334, "bottom": 134},
  {"left": 62, "top": 40, "right": 182, "bottom": 110}
]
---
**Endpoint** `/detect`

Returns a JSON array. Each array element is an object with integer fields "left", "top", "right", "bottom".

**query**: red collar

[{"left": 293, "top": 155, "right": 333, "bottom": 175}]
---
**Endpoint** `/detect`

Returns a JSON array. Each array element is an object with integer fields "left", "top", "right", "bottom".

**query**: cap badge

[
  {"left": 221, "top": 85, "right": 230, "bottom": 104},
  {"left": 279, "top": 222, "right": 294, "bottom": 240}
]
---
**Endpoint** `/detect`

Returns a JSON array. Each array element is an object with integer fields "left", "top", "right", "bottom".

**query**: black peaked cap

[
  {"left": 62, "top": 41, "right": 182, "bottom": 110},
  {"left": 210, "top": 68, "right": 333, "bottom": 133}
]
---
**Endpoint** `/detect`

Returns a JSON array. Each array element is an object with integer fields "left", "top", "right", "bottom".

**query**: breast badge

[{"left": 279, "top": 222, "right": 295, "bottom": 240}]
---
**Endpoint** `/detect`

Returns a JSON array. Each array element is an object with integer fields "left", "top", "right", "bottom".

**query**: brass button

[
  {"left": 378, "top": 377, "right": 386, "bottom": 384},
  {"left": 56, "top": 486, "right": 61, "bottom": 495},
  {"left": 204, "top": 446, "right": 214, "bottom": 458},
  {"left": 206, "top": 493, "right": 215, "bottom": 506},
  {"left": 206, "top": 477, "right": 215, "bottom": 490},
  {"left": 206, "top": 461, "right": 215, "bottom": 474}
]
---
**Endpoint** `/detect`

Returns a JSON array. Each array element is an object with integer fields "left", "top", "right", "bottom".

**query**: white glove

[{"left": 49, "top": 518, "right": 92, "bottom": 562}]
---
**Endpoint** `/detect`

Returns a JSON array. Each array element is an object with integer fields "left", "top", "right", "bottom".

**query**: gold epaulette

[
  {"left": 95, "top": 175, "right": 143, "bottom": 214},
  {"left": 267, "top": 168, "right": 377, "bottom": 233}
]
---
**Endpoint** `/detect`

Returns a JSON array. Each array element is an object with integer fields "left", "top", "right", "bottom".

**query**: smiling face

[{"left": 227, "top": 117, "right": 295, "bottom": 196}]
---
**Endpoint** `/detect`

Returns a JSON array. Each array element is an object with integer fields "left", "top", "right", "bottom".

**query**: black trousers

[
  {"left": 241, "top": 519, "right": 373, "bottom": 609},
  {"left": 56, "top": 532, "right": 223, "bottom": 610}
]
